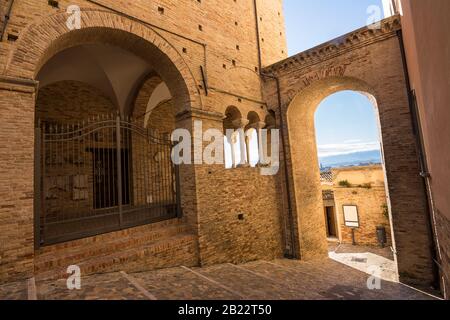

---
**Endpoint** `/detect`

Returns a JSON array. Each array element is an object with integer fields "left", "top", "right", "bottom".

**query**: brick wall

[
  {"left": 400, "top": 0, "right": 450, "bottom": 297},
  {"left": 334, "top": 187, "right": 391, "bottom": 247},
  {"left": 326, "top": 166, "right": 392, "bottom": 247},
  {"left": 196, "top": 164, "right": 284, "bottom": 266},
  {"left": 0, "top": 0, "right": 440, "bottom": 292},
  {"left": 435, "top": 209, "right": 450, "bottom": 296},
  {"left": 262, "top": 17, "right": 436, "bottom": 287},
  {"left": 36, "top": 80, "right": 116, "bottom": 122},
  {"left": 0, "top": 1, "right": 288, "bottom": 283},
  {"left": 0, "top": 80, "right": 36, "bottom": 283},
  {"left": 0, "top": 0, "right": 286, "bottom": 98}
]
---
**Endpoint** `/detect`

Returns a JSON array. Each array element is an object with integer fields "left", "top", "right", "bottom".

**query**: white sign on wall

[{"left": 343, "top": 205, "right": 360, "bottom": 228}]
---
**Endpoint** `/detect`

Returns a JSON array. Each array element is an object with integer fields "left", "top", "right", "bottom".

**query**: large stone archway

[
  {"left": 0, "top": 9, "right": 202, "bottom": 283},
  {"left": 262, "top": 16, "right": 436, "bottom": 288},
  {"left": 286, "top": 77, "right": 378, "bottom": 261},
  {"left": 3, "top": 9, "right": 201, "bottom": 113}
]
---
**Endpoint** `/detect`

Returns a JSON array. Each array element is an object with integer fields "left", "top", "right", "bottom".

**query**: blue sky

[
  {"left": 315, "top": 91, "right": 381, "bottom": 157},
  {"left": 284, "top": 0, "right": 384, "bottom": 158}
]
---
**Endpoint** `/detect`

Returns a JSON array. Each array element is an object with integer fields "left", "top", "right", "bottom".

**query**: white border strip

[
  {"left": 27, "top": 277, "right": 37, "bottom": 300},
  {"left": 120, "top": 271, "right": 158, "bottom": 300},
  {"left": 399, "top": 282, "right": 443, "bottom": 300},
  {"left": 227, "top": 263, "right": 280, "bottom": 283},
  {"left": 181, "top": 266, "right": 245, "bottom": 299}
]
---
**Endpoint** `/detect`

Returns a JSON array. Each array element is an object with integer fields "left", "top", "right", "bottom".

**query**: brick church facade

[{"left": 0, "top": 0, "right": 448, "bottom": 297}]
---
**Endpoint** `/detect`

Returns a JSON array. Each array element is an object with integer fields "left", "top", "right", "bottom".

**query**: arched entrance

[
  {"left": 262, "top": 16, "right": 437, "bottom": 288},
  {"left": 285, "top": 75, "right": 435, "bottom": 288},
  {"left": 315, "top": 91, "right": 391, "bottom": 247},
  {"left": 0, "top": 9, "right": 201, "bottom": 281},
  {"left": 285, "top": 77, "right": 384, "bottom": 258},
  {"left": 25, "top": 14, "right": 199, "bottom": 246}
]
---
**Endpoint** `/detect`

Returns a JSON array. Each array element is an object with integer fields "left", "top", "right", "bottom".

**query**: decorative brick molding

[
  {"left": 176, "top": 108, "right": 225, "bottom": 122},
  {"left": 264, "top": 15, "right": 401, "bottom": 75},
  {"left": 0, "top": 75, "right": 38, "bottom": 93}
]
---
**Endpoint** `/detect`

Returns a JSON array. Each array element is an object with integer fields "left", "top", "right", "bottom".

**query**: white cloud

[
  {"left": 343, "top": 139, "right": 362, "bottom": 144},
  {"left": 318, "top": 141, "right": 380, "bottom": 158}
]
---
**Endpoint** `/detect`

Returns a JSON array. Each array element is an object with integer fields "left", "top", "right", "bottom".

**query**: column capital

[
  {"left": 249, "top": 121, "right": 266, "bottom": 130},
  {"left": 232, "top": 118, "right": 250, "bottom": 129},
  {"left": 0, "top": 75, "right": 39, "bottom": 94},
  {"left": 176, "top": 108, "right": 225, "bottom": 122}
]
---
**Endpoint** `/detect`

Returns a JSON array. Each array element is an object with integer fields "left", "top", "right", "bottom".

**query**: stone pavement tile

[
  {"left": 195, "top": 263, "right": 317, "bottom": 300},
  {"left": 269, "top": 259, "right": 377, "bottom": 300},
  {"left": 240, "top": 261, "right": 324, "bottom": 300},
  {"left": 1, "top": 259, "right": 440, "bottom": 300},
  {"left": 274, "top": 259, "right": 436, "bottom": 300},
  {"left": 329, "top": 251, "right": 398, "bottom": 282},
  {"left": 334, "top": 244, "right": 394, "bottom": 260},
  {"left": 0, "top": 280, "right": 28, "bottom": 300},
  {"left": 36, "top": 272, "right": 148, "bottom": 300},
  {"left": 132, "top": 267, "right": 239, "bottom": 300},
  {"left": 274, "top": 259, "right": 391, "bottom": 300},
  {"left": 305, "top": 259, "right": 436, "bottom": 300}
]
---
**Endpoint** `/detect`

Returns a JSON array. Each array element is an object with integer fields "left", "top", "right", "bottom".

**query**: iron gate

[{"left": 34, "top": 115, "right": 182, "bottom": 247}]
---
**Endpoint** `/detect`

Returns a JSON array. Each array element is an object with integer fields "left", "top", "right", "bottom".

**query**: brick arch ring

[
  {"left": 284, "top": 76, "right": 384, "bottom": 260},
  {"left": 3, "top": 9, "right": 203, "bottom": 113}
]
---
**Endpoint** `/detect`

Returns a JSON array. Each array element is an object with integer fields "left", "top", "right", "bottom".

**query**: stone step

[
  {"left": 36, "top": 220, "right": 186, "bottom": 260},
  {"left": 35, "top": 222, "right": 191, "bottom": 273},
  {"left": 35, "top": 232, "right": 199, "bottom": 281},
  {"left": 37, "top": 218, "right": 183, "bottom": 256}
]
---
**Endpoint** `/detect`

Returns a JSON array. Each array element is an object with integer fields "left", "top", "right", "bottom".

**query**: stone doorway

[{"left": 324, "top": 206, "right": 338, "bottom": 239}]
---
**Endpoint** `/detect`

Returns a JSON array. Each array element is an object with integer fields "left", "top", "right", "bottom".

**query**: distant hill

[{"left": 319, "top": 150, "right": 382, "bottom": 169}]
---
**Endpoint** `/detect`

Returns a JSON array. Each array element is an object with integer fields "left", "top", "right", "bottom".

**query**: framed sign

[{"left": 343, "top": 205, "right": 360, "bottom": 228}]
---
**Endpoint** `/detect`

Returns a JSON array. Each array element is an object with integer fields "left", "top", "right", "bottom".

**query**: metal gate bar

[{"left": 35, "top": 114, "right": 181, "bottom": 246}]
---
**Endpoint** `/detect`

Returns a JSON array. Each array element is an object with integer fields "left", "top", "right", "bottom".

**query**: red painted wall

[{"left": 400, "top": 0, "right": 450, "bottom": 297}]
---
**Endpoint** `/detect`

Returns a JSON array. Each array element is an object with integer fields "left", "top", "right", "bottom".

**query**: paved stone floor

[
  {"left": 0, "top": 258, "right": 440, "bottom": 300},
  {"left": 331, "top": 243, "right": 395, "bottom": 260},
  {"left": 328, "top": 243, "right": 398, "bottom": 283}
]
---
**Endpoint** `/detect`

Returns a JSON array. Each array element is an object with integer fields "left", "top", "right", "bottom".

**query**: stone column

[
  {"left": 245, "top": 132, "right": 251, "bottom": 167},
  {"left": 232, "top": 118, "right": 250, "bottom": 167},
  {"left": 249, "top": 121, "right": 267, "bottom": 166},
  {"left": 226, "top": 134, "right": 237, "bottom": 168},
  {"left": 231, "top": 132, "right": 240, "bottom": 168}
]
